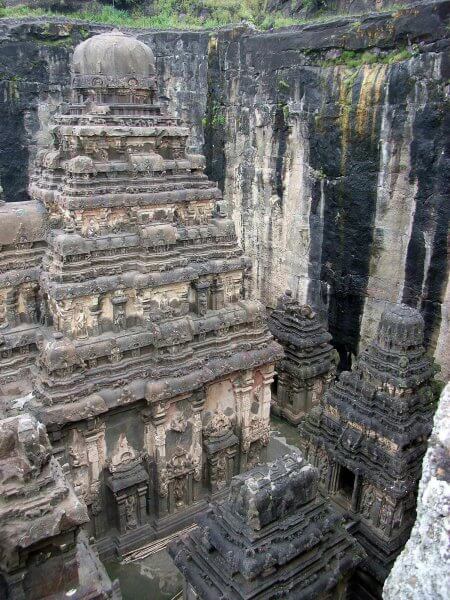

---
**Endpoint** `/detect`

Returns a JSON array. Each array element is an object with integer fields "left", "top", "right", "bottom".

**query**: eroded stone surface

[
  {"left": 0, "top": 4, "right": 448, "bottom": 380},
  {"left": 0, "top": 29, "right": 282, "bottom": 557},
  {"left": 268, "top": 289, "right": 338, "bottom": 424},
  {"left": 0, "top": 412, "right": 120, "bottom": 599}
]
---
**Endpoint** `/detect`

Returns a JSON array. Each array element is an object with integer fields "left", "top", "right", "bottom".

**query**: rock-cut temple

[
  {"left": 0, "top": 30, "right": 282, "bottom": 557},
  {"left": 0, "top": 27, "right": 443, "bottom": 600}
]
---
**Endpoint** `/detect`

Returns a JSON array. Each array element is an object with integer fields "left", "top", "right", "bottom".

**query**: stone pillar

[
  {"left": 145, "top": 403, "right": 168, "bottom": 516},
  {"left": 112, "top": 294, "right": 127, "bottom": 331},
  {"left": 305, "top": 379, "right": 315, "bottom": 413},
  {"left": 5, "top": 289, "right": 17, "bottom": 328},
  {"left": 85, "top": 420, "right": 106, "bottom": 485},
  {"left": 210, "top": 277, "right": 225, "bottom": 310},
  {"left": 90, "top": 298, "right": 102, "bottom": 336},
  {"left": 233, "top": 370, "right": 254, "bottom": 445},
  {"left": 329, "top": 461, "right": 340, "bottom": 494},
  {"left": 191, "top": 392, "right": 205, "bottom": 501},
  {"left": 352, "top": 473, "right": 362, "bottom": 512},
  {"left": 260, "top": 366, "right": 275, "bottom": 425},
  {"left": 194, "top": 281, "right": 210, "bottom": 316},
  {"left": 21, "top": 283, "right": 38, "bottom": 324},
  {"left": 137, "top": 483, "right": 148, "bottom": 526}
]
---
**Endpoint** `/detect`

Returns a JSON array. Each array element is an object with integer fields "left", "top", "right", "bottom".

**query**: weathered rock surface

[
  {"left": 0, "top": 1, "right": 449, "bottom": 379},
  {"left": 383, "top": 382, "right": 450, "bottom": 600},
  {"left": 267, "top": 0, "right": 420, "bottom": 18},
  {"left": 299, "top": 303, "right": 438, "bottom": 596}
]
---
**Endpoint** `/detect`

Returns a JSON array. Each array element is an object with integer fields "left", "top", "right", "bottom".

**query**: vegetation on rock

[{"left": 0, "top": 0, "right": 410, "bottom": 30}]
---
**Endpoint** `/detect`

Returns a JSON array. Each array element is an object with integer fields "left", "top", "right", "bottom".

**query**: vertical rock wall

[
  {"left": 208, "top": 3, "right": 449, "bottom": 374},
  {"left": 0, "top": 2, "right": 448, "bottom": 378}
]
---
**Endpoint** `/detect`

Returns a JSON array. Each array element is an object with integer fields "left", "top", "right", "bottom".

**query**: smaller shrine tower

[
  {"left": 269, "top": 290, "right": 337, "bottom": 424},
  {"left": 299, "top": 304, "right": 437, "bottom": 598},
  {"left": 169, "top": 453, "right": 364, "bottom": 600}
]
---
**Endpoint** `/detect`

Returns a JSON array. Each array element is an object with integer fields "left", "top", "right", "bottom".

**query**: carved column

[
  {"left": 260, "top": 366, "right": 275, "bottom": 426},
  {"left": 233, "top": 370, "right": 254, "bottom": 470},
  {"left": 112, "top": 293, "right": 127, "bottom": 331},
  {"left": 305, "top": 379, "right": 315, "bottom": 413},
  {"left": 210, "top": 277, "right": 225, "bottom": 310},
  {"left": 194, "top": 280, "right": 210, "bottom": 315},
  {"left": 351, "top": 472, "right": 362, "bottom": 512},
  {"left": 89, "top": 297, "right": 102, "bottom": 336},
  {"left": 329, "top": 460, "right": 340, "bottom": 494},
  {"left": 5, "top": 289, "right": 17, "bottom": 328},
  {"left": 85, "top": 420, "right": 106, "bottom": 536},
  {"left": 146, "top": 402, "right": 168, "bottom": 516},
  {"left": 191, "top": 392, "right": 205, "bottom": 501}
]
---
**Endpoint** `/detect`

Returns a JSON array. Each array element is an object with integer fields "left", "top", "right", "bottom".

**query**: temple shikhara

[
  {"left": 268, "top": 290, "right": 337, "bottom": 424},
  {"left": 0, "top": 29, "right": 282, "bottom": 563},
  {"left": 299, "top": 304, "right": 437, "bottom": 598},
  {"left": 0, "top": 25, "right": 444, "bottom": 600}
]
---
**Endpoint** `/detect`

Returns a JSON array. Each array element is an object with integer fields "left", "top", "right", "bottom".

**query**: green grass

[
  {"left": 321, "top": 47, "right": 414, "bottom": 68},
  {"left": 0, "top": 3, "right": 303, "bottom": 30},
  {"left": 0, "top": 1, "right": 411, "bottom": 31}
]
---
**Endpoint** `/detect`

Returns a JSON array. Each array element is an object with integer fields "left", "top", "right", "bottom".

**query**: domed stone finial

[
  {"left": 377, "top": 303, "right": 425, "bottom": 351},
  {"left": 71, "top": 30, "right": 156, "bottom": 95}
]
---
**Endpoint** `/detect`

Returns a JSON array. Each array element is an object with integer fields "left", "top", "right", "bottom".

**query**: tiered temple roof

[
  {"left": 0, "top": 30, "right": 282, "bottom": 554},
  {"left": 268, "top": 290, "right": 337, "bottom": 424}
]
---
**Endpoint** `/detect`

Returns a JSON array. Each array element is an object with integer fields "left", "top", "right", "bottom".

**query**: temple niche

[
  {"left": 268, "top": 290, "right": 338, "bottom": 424},
  {"left": 0, "top": 30, "right": 282, "bottom": 558},
  {"left": 0, "top": 413, "right": 120, "bottom": 599},
  {"left": 299, "top": 304, "right": 437, "bottom": 599},
  {"left": 169, "top": 453, "right": 365, "bottom": 599}
]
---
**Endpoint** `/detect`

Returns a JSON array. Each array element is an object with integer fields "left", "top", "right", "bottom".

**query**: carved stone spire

[{"left": 299, "top": 303, "right": 437, "bottom": 597}]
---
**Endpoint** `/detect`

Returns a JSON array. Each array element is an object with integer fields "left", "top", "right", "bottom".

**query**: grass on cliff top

[
  {"left": 0, "top": 2, "right": 412, "bottom": 31},
  {"left": 0, "top": 3, "right": 302, "bottom": 30}
]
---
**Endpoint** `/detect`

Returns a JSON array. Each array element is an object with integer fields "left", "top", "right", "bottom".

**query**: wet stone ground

[
  {"left": 104, "top": 417, "right": 301, "bottom": 599},
  {"left": 105, "top": 549, "right": 183, "bottom": 600}
]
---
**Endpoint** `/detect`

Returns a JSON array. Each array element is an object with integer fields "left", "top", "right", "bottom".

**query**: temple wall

[
  {"left": 0, "top": 2, "right": 448, "bottom": 379},
  {"left": 383, "top": 383, "right": 450, "bottom": 600}
]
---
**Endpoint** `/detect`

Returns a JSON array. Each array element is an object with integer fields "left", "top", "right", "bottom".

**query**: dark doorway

[{"left": 339, "top": 465, "right": 355, "bottom": 499}]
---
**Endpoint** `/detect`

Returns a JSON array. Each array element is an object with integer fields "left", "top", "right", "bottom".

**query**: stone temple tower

[
  {"left": 268, "top": 290, "right": 337, "bottom": 425},
  {"left": 299, "top": 304, "right": 437, "bottom": 599},
  {"left": 13, "top": 30, "right": 283, "bottom": 555}
]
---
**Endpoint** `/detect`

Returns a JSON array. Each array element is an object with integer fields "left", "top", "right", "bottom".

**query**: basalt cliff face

[{"left": 0, "top": 1, "right": 449, "bottom": 378}]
